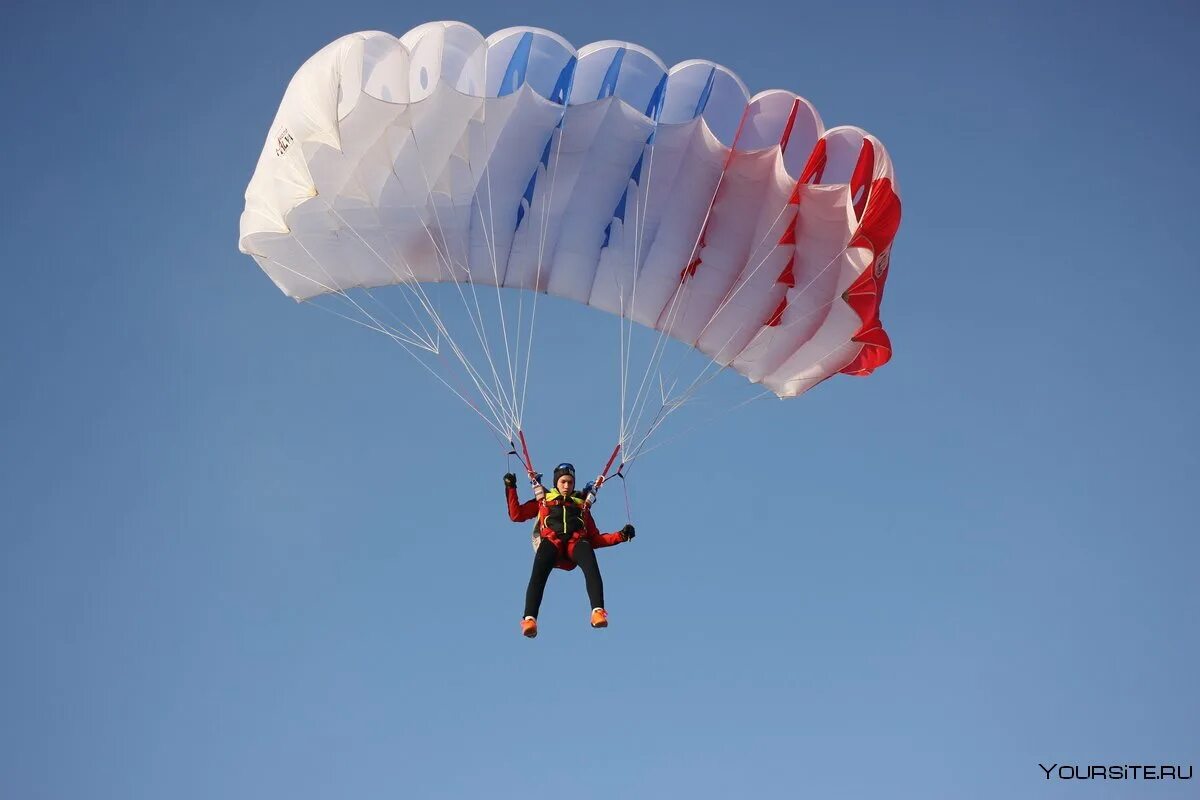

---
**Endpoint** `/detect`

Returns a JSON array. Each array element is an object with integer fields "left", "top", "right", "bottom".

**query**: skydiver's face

[{"left": 557, "top": 475, "right": 575, "bottom": 494}]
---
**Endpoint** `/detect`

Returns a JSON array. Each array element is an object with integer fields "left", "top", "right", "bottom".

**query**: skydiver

[{"left": 503, "top": 462, "right": 635, "bottom": 638}]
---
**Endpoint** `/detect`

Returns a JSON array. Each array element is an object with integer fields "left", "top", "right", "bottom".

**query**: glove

[
  {"left": 583, "top": 474, "right": 605, "bottom": 506},
  {"left": 620, "top": 524, "right": 636, "bottom": 542},
  {"left": 503, "top": 473, "right": 517, "bottom": 488}
]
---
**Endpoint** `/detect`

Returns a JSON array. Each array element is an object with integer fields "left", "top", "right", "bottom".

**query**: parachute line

[{"left": 316, "top": 192, "right": 520, "bottom": 437}]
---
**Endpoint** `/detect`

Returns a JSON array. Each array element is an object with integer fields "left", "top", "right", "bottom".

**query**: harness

[{"left": 537, "top": 489, "right": 587, "bottom": 543}]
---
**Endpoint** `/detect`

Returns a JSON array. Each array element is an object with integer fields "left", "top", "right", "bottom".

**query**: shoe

[
  {"left": 521, "top": 616, "right": 538, "bottom": 638},
  {"left": 590, "top": 608, "right": 608, "bottom": 628}
]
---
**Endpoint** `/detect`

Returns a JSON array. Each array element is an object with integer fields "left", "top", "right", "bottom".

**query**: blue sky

[{"left": 2, "top": 1, "right": 1197, "bottom": 798}]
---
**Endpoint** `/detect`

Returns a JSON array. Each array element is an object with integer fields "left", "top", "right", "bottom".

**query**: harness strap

[
  {"left": 599, "top": 444, "right": 622, "bottom": 479},
  {"left": 516, "top": 429, "right": 537, "bottom": 480}
]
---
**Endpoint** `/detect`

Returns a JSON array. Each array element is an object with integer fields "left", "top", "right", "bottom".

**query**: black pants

[{"left": 524, "top": 538, "right": 604, "bottom": 619}]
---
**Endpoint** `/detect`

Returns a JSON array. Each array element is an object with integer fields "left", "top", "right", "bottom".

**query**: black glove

[
  {"left": 620, "top": 524, "right": 636, "bottom": 542},
  {"left": 503, "top": 473, "right": 517, "bottom": 488}
]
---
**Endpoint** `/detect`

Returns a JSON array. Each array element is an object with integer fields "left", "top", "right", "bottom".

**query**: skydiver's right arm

[{"left": 506, "top": 485, "right": 540, "bottom": 522}]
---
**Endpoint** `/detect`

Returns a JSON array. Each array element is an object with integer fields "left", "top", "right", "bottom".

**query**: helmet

[{"left": 552, "top": 462, "right": 576, "bottom": 483}]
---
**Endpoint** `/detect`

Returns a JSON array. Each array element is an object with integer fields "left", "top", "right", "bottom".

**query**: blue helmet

[{"left": 552, "top": 462, "right": 576, "bottom": 483}]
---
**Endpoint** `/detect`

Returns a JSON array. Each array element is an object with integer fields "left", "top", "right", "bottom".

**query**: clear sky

[{"left": 2, "top": 1, "right": 1197, "bottom": 798}]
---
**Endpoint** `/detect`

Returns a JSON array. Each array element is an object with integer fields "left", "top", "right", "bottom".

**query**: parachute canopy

[{"left": 239, "top": 22, "right": 900, "bottom": 403}]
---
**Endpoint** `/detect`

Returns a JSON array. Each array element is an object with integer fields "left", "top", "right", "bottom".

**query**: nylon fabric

[{"left": 239, "top": 23, "right": 902, "bottom": 464}]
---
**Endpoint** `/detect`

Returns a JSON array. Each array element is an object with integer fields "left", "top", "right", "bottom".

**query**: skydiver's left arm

[{"left": 586, "top": 513, "right": 634, "bottom": 548}]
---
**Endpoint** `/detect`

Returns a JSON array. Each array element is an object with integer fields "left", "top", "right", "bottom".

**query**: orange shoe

[
  {"left": 521, "top": 617, "right": 538, "bottom": 638},
  {"left": 590, "top": 608, "right": 608, "bottom": 629}
]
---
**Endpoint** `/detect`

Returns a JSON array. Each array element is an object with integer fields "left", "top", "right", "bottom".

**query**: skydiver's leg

[
  {"left": 570, "top": 540, "right": 605, "bottom": 610},
  {"left": 524, "top": 539, "right": 560, "bottom": 619}
]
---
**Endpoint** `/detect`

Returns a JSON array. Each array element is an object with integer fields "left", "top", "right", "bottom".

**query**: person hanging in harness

[{"left": 504, "top": 462, "right": 635, "bottom": 638}]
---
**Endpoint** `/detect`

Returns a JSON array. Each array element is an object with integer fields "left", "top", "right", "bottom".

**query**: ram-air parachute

[{"left": 238, "top": 22, "right": 901, "bottom": 476}]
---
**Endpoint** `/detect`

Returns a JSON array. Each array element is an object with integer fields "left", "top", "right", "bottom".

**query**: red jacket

[{"left": 506, "top": 485, "right": 625, "bottom": 570}]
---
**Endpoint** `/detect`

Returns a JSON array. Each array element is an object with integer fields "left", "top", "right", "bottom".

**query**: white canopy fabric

[{"left": 239, "top": 22, "right": 901, "bottom": 446}]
